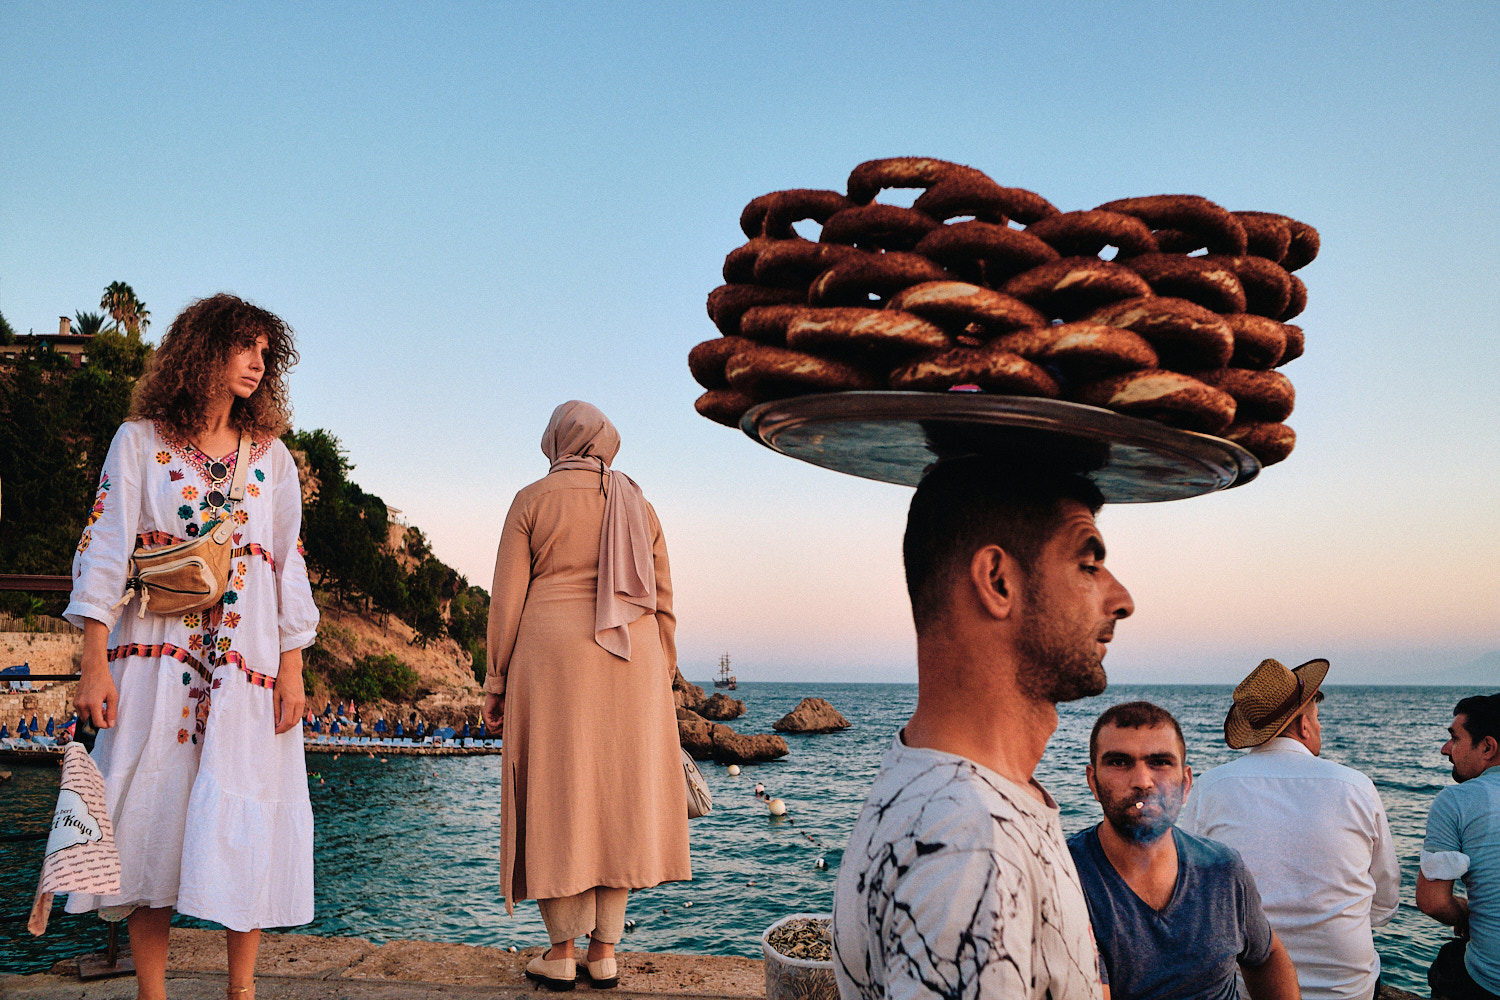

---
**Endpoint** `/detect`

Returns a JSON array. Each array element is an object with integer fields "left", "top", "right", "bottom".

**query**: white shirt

[
  {"left": 832, "top": 734, "right": 1103, "bottom": 1000},
  {"left": 1179, "top": 737, "right": 1401, "bottom": 1000}
]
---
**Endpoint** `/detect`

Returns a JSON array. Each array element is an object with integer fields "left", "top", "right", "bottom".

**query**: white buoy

[
  {"left": 727, "top": 764, "right": 741, "bottom": 776},
  {"left": 768, "top": 798, "right": 788, "bottom": 816},
  {"left": 508, "top": 946, "right": 517, "bottom": 953},
  {"left": 814, "top": 857, "right": 827, "bottom": 869},
  {"left": 684, "top": 901, "right": 693, "bottom": 908}
]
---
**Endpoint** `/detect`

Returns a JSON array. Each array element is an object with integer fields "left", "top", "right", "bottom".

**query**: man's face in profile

[{"left": 1014, "top": 500, "right": 1133, "bottom": 703}]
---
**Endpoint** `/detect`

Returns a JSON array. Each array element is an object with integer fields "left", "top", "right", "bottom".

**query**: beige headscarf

[{"left": 540, "top": 401, "right": 656, "bottom": 660}]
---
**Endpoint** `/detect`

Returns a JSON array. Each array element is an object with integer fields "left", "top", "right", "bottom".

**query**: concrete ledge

[{"left": 10, "top": 928, "right": 763, "bottom": 999}]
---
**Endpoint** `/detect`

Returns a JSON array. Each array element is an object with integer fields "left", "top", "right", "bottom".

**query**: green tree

[
  {"left": 0, "top": 306, "right": 15, "bottom": 345},
  {"left": 100, "top": 281, "right": 150, "bottom": 336},
  {"left": 72, "top": 311, "right": 116, "bottom": 337}
]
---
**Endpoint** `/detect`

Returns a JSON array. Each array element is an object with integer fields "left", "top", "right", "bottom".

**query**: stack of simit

[{"left": 688, "top": 157, "right": 1316, "bottom": 465}]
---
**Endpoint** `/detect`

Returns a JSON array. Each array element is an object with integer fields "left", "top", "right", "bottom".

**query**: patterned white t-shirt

[{"left": 832, "top": 734, "right": 1103, "bottom": 1000}]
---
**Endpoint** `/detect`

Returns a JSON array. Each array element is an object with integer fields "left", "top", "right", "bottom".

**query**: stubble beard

[
  {"left": 1014, "top": 584, "right": 1108, "bottom": 704},
  {"left": 1100, "top": 782, "right": 1187, "bottom": 845}
]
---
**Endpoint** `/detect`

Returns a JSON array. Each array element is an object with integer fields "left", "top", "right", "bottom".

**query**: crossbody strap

[{"left": 227, "top": 432, "right": 252, "bottom": 501}]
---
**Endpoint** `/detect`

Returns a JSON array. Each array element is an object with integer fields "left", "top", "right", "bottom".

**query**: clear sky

[{"left": 3, "top": 3, "right": 1497, "bottom": 684}]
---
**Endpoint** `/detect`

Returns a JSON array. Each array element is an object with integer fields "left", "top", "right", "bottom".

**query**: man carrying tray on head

[{"left": 832, "top": 458, "right": 1133, "bottom": 1000}]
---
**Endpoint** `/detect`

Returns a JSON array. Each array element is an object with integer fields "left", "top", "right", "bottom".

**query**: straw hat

[{"left": 1224, "top": 657, "right": 1330, "bottom": 749}]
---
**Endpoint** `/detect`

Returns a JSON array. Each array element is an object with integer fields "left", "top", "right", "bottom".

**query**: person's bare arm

[
  {"left": 74, "top": 618, "right": 118, "bottom": 729},
  {"left": 1418, "top": 873, "right": 1471, "bottom": 934},
  {"left": 1241, "top": 932, "right": 1300, "bottom": 1000}
]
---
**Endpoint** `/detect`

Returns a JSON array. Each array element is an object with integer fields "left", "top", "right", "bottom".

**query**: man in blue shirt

[
  {"left": 1419, "top": 693, "right": 1500, "bottom": 1000},
  {"left": 1069, "top": 701, "right": 1298, "bottom": 1000}
]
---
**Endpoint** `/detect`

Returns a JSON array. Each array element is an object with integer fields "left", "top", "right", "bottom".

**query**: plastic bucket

[{"left": 761, "top": 912, "right": 838, "bottom": 1000}]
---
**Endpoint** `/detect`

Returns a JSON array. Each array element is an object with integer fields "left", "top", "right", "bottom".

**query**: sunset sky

[{"left": 3, "top": 3, "right": 1496, "bottom": 684}]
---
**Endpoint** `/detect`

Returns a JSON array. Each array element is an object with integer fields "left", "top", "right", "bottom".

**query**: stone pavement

[{"left": 3, "top": 928, "right": 764, "bottom": 1000}]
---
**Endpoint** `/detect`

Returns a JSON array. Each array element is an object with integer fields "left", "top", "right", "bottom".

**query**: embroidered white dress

[{"left": 63, "top": 419, "right": 319, "bottom": 931}]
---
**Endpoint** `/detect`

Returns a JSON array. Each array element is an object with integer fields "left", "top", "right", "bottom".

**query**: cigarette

[{"left": 1134, "top": 801, "right": 1144, "bottom": 809}]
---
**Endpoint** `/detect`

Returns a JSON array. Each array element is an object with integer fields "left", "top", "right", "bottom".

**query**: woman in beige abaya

[{"left": 481, "top": 401, "right": 690, "bottom": 990}]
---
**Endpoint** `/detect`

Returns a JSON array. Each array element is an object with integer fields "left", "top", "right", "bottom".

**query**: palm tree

[
  {"left": 73, "top": 311, "right": 116, "bottom": 337},
  {"left": 100, "top": 282, "right": 149, "bottom": 336}
]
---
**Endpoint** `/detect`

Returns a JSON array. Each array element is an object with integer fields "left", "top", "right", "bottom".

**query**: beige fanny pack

[{"left": 113, "top": 433, "right": 252, "bottom": 618}]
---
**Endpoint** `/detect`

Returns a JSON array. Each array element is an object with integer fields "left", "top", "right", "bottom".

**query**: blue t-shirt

[
  {"left": 1068, "top": 825, "right": 1274, "bottom": 1000},
  {"left": 1424, "top": 767, "right": 1500, "bottom": 993}
]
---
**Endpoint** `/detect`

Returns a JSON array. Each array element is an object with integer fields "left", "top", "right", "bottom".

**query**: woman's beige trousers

[{"left": 538, "top": 887, "right": 630, "bottom": 945}]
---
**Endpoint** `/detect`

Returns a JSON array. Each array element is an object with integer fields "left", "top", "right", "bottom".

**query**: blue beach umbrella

[
  {"left": 395, "top": 721, "right": 404, "bottom": 736},
  {"left": 1, "top": 724, "right": 8, "bottom": 738},
  {"left": 461, "top": 721, "right": 470, "bottom": 738},
  {"left": 330, "top": 720, "right": 340, "bottom": 734},
  {"left": 46, "top": 717, "right": 54, "bottom": 736}
]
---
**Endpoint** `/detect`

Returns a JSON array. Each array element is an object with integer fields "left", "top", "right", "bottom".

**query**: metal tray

[{"left": 741, "top": 391, "right": 1259, "bottom": 502}]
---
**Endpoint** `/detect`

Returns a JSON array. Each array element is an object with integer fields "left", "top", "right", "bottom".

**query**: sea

[{"left": 1, "top": 682, "right": 1492, "bottom": 992}]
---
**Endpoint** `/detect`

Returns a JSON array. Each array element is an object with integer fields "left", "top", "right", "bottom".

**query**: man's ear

[
  {"left": 970, "top": 544, "right": 1018, "bottom": 620},
  {"left": 1085, "top": 763, "right": 1099, "bottom": 802}
]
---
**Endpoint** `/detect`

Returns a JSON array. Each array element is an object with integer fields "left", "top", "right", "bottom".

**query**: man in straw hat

[
  {"left": 832, "top": 460, "right": 1133, "bottom": 1000},
  {"left": 1417, "top": 693, "right": 1500, "bottom": 1000},
  {"left": 1069, "top": 701, "right": 1298, "bottom": 1000},
  {"left": 1180, "top": 658, "right": 1400, "bottom": 1000}
]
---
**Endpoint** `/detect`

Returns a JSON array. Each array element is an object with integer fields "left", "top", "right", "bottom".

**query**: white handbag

[{"left": 682, "top": 748, "right": 713, "bottom": 819}]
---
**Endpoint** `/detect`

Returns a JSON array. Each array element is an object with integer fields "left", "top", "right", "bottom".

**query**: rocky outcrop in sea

[{"left": 773, "top": 697, "right": 850, "bottom": 734}]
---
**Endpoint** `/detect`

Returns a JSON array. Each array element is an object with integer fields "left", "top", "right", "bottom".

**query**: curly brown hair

[{"left": 129, "top": 293, "right": 299, "bottom": 440}]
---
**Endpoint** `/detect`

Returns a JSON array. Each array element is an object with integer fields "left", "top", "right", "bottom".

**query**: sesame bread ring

[
  {"left": 740, "top": 189, "right": 850, "bottom": 239},
  {"left": 1191, "top": 368, "right": 1295, "bottom": 422},
  {"left": 1024, "top": 210, "right": 1159, "bottom": 259},
  {"left": 1280, "top": 274, "right": 1307, "bottom": 321},
  {"left": 1122, "top": 253, "right": 1247, "bottom": 314},
  {"left": 913, "top": 221, "right": 1059, "bottom": 284},
  {"left": 888, "top": 346, "right": 1060, "bottom": 397},
  {"left": 991, "top": 323, "right": 1158, "bottom": 379},
  {"left": 808, "top": 251, "right": 950, "bottom": 307},
  {"left": 1236, "top": 211, "right": 1319, "bottom": 271},
  {"left": 886, "top": 281, "right": 1048, "bottom": 335},
  {"left": 1001, "top": 258, "right": 1153, "bottom": 320},
  {"left": 1095, "top": 195, "right": 1249, "bottom": 256},
  {"left": 725, "top": 343, "right": 882, "bottom": 401},
  {"left": 695, "top": 388, "right": 758, "bottom": 429},
  {"left": 739, "top": 305, "right": 813, "bottom": 346},
  {"left": 723, "top": 237, "right": 778, "bottom": 284},
  {"left": 785, "top": 308, "right": 950, "bottom": 360},
  {"left": 706, "top": 284, "right": 807, "bottom": 336},
  {"left": 1232, "top": 212, "right": 1293, "bottom": 264},
  {"left": 689, "top": 336, "right": 758, "bottom": 389},
  {"left": 1277, "top": 325, "right": 1304, "bottom": 366},
  {"left": 820, "top": 203, "right": 940, "bottom": 251},
  {"left": 1084, "top": 296, "right": 1235, "bottom": 370},
  {"left": 752, "top": 240, "right": 861, "bottom": 290},
  {"left": 1224, "top": 314, "right": 1288, "bottom": 370},
  {"left": 1074, "top": 370, "right": 1237, "bottom": 434},
  {"left": 845, "top": 157, "right": 984, "bottom": 204},
  {"left": 1223, "top": 421, "right": 1296, "bottom": 466},
  {"left": 912, "top": 176, "right": 1059, "bottom": 226},
  {"left": 1202, "top": 254, "right": 1292, "bottom": 318}
]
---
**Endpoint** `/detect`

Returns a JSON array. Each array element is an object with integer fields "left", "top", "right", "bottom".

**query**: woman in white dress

[{"left": 68, "top": 293, "right": 318, "bottom": 1000}]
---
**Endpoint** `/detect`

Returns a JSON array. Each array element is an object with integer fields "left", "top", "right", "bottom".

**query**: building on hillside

[{"left": 0, "top": 316, "right": 94, "bottom": 368}]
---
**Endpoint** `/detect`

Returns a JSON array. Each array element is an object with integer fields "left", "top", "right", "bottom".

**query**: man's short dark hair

[
  {"left": 1089, "top": 701, "right": 1186, "bottom": 765},
  {"left": 903, "top": 459, "right": 1104, "bottom": 631},
  {"left": 1454, "top": 694, "right": 1500, "bottom": 746}
]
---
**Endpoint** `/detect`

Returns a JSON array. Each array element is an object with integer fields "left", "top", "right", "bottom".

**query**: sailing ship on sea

[{"left": 713, "top": 653, "right": 737, "bottom": 690}]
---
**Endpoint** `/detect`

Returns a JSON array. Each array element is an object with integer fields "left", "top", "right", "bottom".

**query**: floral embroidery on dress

[
  {"left": 169, "top": 469, "right": 184, "bottom": 481},
  {"left": 155, "top": 423, "right": 274, "bottom": 483},
  {"left": 178, "top": 505, "right": 193, "bottom": 519},
  {"left": 181, "top": 485, "right": 199, "bottom": 501},
  {"left": 222, "top": 612, "right": 242, "bottom": 629},
  {"left": 254, "top": 468, "right": 265, "bottom": 482},
  {"left": 182, "top": 612, "right": 201, "bottom": 629},
  {"left": 222, "top": 591, "right": 238, "bottom": 604},
  {"left": 246, "top": 483, "right": 260, "bottom": 497},
  {"left": 188, "top": 634, "right": 203, "bottom": 651},
  {"left": 178, "top": 729, "right": 189, "bottom": 743},
  {"left": 217, "top": 637, "right": 232, "bottom": 652},
  {"left": 86, "top": 473, "right": 111, "bottom": 526},
  {"left": 182, "top": 706, "right": 190, "bottom": 718},
  {"left": 156, "top": 451, "right": 172, "bottom": 464},
  {"left": 77, "top": 532, "right": 91, "bottom": 554},
  {"left": 186, "top": 523, "right": 201, "bottom": 537},
  {"left": 232, "top": 510, "right": 249, "bottom": 526}
]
